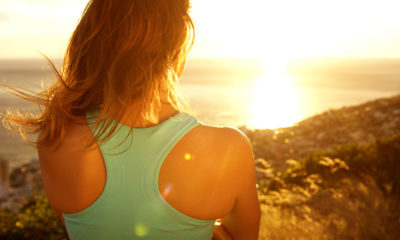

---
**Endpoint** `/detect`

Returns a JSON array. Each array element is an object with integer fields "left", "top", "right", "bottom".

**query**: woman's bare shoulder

[
  {"left": 190, "top": 124, "right": 253, "bottom": 157},
  {"left": 160, "top": 123, "right": 255, "bottom": 219},
  {"left": 38, "top": 122, "right": 94, "bottom": 168},
  {"left": 37, "top": 121, "right": 105, "bottom": 213},
  {"left": 203, "top": 125, "right": 254, "bottom": 178},
  {"left": 183, "top": 124, "right": 255, "bottom": 178}
]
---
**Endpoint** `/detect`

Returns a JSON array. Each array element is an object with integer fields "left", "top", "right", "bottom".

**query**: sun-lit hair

[{"left": 1, "top": 0, "right": 195, "bottom": 147}]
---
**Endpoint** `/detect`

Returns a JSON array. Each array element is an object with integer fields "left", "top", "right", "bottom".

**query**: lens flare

[
  {"left": 134, "top": 223, "right": 149, "bottom": 237},
  {"left": 162, "top": 184, "right": 172, "bottom": 198},
  {"left": 184, "top": 153, "right": 192, "bottom": 160}
]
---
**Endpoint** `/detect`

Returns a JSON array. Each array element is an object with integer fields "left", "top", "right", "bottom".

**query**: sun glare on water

[{"left": 249, "top": 59, "right": 301, "bottom": 130}]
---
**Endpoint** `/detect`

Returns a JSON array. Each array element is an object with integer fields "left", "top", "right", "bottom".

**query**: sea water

[{"left": 1, "top": 58, "right": 400, "bottom": 169}]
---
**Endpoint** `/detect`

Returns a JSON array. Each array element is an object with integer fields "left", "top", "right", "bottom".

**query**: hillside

[
  {"left": 244, "top": 94, "right": 400, "bottom": 240},
  {"left": 241, "top": 94, "right": 400, "bottom": 172}
]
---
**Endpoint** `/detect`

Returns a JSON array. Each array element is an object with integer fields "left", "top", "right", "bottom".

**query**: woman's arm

[
  {"left": 54, "top": 209, "right": 66, "bottom": 225},
  {"left": 212, "top": 221, "right": 232, "bottom": 240},
  {"left": 218, "top": 129, "right": 261, "bottom": 240}
]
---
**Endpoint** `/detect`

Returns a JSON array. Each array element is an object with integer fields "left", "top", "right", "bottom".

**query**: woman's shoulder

[
  {"left": 37, "top": 120, "right": 93, "bottom": 157},
  {"left": 37, "top": 120, "right": 106, "bottom": 214},
  {"left": 189, "top": 123, "right": 253, "bottom": 157},
  {"left": 181, "top": 122, "right": 255, "bottom": 176},
  {"left": 160, "top": 123, "right": 255, "bottom": 219}
]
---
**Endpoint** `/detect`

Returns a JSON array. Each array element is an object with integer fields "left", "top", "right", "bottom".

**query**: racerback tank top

[{"left": 62, "top": 111, "right": 216, "bottom": 239}]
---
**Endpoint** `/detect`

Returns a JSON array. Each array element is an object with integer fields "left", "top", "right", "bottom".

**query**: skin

[{"left": 38, "top": 99, "right": 260, "bottom": 240}]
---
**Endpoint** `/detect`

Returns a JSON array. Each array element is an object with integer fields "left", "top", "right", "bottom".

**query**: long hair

[{"left": 1, "top": 0, "right": 195, "bottom": 147}]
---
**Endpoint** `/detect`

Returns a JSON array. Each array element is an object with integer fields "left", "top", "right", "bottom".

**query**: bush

[
  {"left": 0, "top": 189, "right": 68, "bottom": 240},
  {"left": 258, "top": 133, "right": 400, "bottom": 240}
]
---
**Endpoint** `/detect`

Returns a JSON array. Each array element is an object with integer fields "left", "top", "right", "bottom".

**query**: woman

[{"left": 2, "top": 0, "right": 260, "bottom": 239}]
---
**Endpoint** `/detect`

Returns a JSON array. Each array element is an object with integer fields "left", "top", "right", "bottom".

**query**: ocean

[{"left": 1, "top": 58, "right": 400, "bottom": 169}]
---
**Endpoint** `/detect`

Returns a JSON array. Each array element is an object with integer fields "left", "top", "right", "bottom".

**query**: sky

[{"left": 1, "top": 0, "right": 400, "bottom": 59}]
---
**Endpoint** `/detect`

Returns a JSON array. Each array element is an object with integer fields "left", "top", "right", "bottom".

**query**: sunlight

[
  {"left": 190, "top": 0, "right": 400, "bottom": 59},
  {"left": 249, "top": 59, "right": 300, "bottom": 129}
]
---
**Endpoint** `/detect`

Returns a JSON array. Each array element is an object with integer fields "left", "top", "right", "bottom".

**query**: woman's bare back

[{"left": 38, "top": 110, "right": 260, "bottom": 239}]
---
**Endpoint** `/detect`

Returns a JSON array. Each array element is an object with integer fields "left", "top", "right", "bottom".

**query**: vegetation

[
  {"left": 0, "top": 189, "right": 67, "bottom": 240},
  {"left": 258, "top": 133, "right": 400, "bottom": 240},
  {"left": 0, "top": 134, "right": 399, "bottom": 239}
]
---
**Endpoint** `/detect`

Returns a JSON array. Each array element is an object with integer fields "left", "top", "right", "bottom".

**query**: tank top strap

[
  {"left": 148, "top": 113, "right": 207, "bottom": 223},
  {"left": 63, "top": 111, "right": 215, "bottom": 240}
]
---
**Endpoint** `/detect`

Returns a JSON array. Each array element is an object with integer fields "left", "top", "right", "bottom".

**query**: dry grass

[{"left": 258, "top": 157, "right": 397, "bottom": 240}]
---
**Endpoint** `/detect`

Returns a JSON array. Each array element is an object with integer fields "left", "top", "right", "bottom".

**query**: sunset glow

[
  {"left": 190, "top": 0, "right": 400, "bottom": 59},
  {"left": 249, "top": 59, "right": 301, "bottom": 129},
  {"left": 1, "top": 0, "right": 400, "bottom": 58}
]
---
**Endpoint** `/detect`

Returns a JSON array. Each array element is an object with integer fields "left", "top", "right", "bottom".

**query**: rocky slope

[{"left": 241, "top": 94, "right": 400, "bottom": 172}]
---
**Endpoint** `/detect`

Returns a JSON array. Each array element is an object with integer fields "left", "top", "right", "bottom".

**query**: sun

[{"left": 248, "top": 58, "right": 301, "bottom": 129}]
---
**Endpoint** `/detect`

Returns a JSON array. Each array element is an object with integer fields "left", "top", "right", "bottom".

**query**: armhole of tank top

[
  {"left": 153, "top": 117, "right": 216, "bottom": 224},
  {"left": 62, "top": 111, "right": 113, "bottom": 218}
]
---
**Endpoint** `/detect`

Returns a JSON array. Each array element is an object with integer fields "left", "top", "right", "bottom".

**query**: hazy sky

[{"left": 1, "top": 0, "right": 400, "bottom": 59}]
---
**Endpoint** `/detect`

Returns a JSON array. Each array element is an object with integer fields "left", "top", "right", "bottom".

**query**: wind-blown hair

[{"left": 1, "top": 0, "right": 195, "bottom": 147}]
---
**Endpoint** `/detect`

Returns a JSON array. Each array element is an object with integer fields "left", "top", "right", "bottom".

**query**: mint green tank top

[{"left": 62, "top": 112, "right": 216, "bottom": 239}]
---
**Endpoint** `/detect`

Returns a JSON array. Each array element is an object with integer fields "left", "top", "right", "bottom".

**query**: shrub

[
  {"left": 259, "top": 133, "right": 400, "bottom": 240},
  {"left": 0, "top": 189, "right": 67, "bottom": 240}
]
